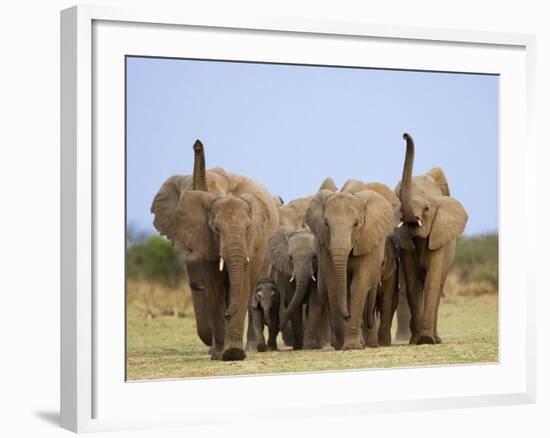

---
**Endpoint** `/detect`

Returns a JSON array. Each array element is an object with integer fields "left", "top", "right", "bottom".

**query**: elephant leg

[
  {"left": 290, "top": 307, "right": 304, "bottom": 350},
  {"left": 267, "top": 324, "right": 278, "bottom": 351},
  {"left": 322, "top": 254, "right": 345, "bottom": 350},
  {"left": 303, "top": 292, "right": 323, "bottom": 349},
  {"left": 417, "top": 249, "right": 445, "bottom": 345},
  {"left": 246, "top": 311, "right": 259, "bottom": 351},
  {"left": 401, "top": 250, "right": 422, "bottom": 344},
  {"left": 222, "top": 275, "right": 251, "bottom": 361},
  {"left": 343, "top": 269, "right": 371, "bottom": 350},
  {"left": 250, "top": 307, "right": 267, "bottom": 352},
  {"left": 433, "top": 275, "right": 446, "bottom": 344},
  {"left": 365, "top": 310, "right": 380, "bottom": 348},
  {"left": 282, "top": 323, "right": 294, "bottom": 346},
  {"left": 378, "top": 273, "right": 396, "bottom": 346},
  {"left": 395, "top": 266, "right": 411, "bottom": 341},
  {"left": 200, "top": 263, "right": 226, "bottom": 360},
  {"left": 186, "top": 263, "right": 213, "bottom": 347}
]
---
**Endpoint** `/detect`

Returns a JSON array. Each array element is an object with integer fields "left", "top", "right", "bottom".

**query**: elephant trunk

[
  {"left": 223, "top": 245, "right": 246, "bottom": 321},
  {"left": 280, "top": 266, "right": 310, "bottom": 330},
  {"left": 400, "top": 133, "right": 415, "bottom": 219},
  {"left": 262, "top": 301, "right": 272, "bottom": 325},
  {"left": 331, "top": 248, "right": 351, "bottom": 321},
  {"left": 192, "top": 139, "right": 208, "bottom": 191}
]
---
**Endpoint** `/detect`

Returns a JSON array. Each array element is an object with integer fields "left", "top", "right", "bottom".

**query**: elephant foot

[
  {"left": 409, "top": 334, "right": 419, "bottom": 345},
  {"left": 303, "top": 342, "right": 322, "bottom": 350},
  {"left": 342, "top": 342, "right": 364, "bottom": 351},
  {"left": 210, "top": 348, "right": 224, "bottom": 360},
  {"left": 435, "top": 335, "right": 442, "bottom": 344},
  {"left": 222, "top": 347, "right": 246, "bottom": 361},
  {"left": 417, "top": 334, "right": 437, "bottom": 345},
  {"left": 395, "top": 331, "right": 411, "bottom": 342},
  {"left": 245, "top": 342, "right": 257, "bottom": 352},
  {"left": 378, "top": 335, "right": 391, "bottom": 347},
  {"left": 293, "top": 345, "right": 303, "bottom": 351},
  {"left": 365, "top": 340, "right": 379, "bottom": 348},
  {"left": 267, "top": 344, "right": 277, "bottom": 351},
  {"left": 257, "top": 343, "right": 267, "bottom": 353}
]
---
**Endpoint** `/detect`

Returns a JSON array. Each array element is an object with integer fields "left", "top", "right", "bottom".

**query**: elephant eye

[
  {"left": 354, "top": 221, "right": 360, "bottom": 227},
  {"left": 324, "top": 219, "right": 329, "bottom": 227},
  {"left": 213, "top": 226, "right": 220, "bottom": 234},
  {"left": 289, "top": 255, "right": 293, "bottom": 262},
  {"left": 424, "top": 206, "right": 429, "bottom": 212}
]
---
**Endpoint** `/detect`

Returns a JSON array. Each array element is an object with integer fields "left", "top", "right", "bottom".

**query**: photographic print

[{"left": 125, "top": 56, "right": 498, "bottom": 380}]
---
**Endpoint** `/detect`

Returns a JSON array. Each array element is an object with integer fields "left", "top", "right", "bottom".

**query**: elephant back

[{"left": 278, "top": 196, "right": 313, "bottom": 229}]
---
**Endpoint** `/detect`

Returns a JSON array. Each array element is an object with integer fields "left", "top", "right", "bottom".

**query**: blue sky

[{"left": 126, "top": 57, "right": 498, "bottom": 236}]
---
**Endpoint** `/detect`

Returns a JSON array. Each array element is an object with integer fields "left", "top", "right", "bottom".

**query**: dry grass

[{"left": 126, "top": 293, "right": 498, "bottom": 381}]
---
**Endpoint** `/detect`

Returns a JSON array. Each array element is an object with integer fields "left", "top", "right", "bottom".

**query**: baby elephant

[{"left": 250, "top": 278, "right": 281, "bottom": 352}]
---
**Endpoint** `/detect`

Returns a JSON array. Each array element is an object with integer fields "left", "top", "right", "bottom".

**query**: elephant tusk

[
  {"left": 311, "top": 274, "right": 316, "bottom": 282},
  {"left": 246, "top": 256, "right": 250, "bottom": 263},
  {"left": 219, "top": 257, "right": 224, "bottom": 271},
  {"left": 418, "top": 219, "right": 423, "bottom": 227},
  {"left": 397, "top": 221, "right": 404, "bottom": 228},
  {"left": 289, "top": 276, "right": 295, "bottom": 283}
]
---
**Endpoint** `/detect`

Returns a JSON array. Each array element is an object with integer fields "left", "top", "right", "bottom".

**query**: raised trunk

[
  {"left": 331, "top": 250, "right": 350, "bottom": 320},
  {"left": 280, "top": 271, "right": 309, "bottom": 329},
  {"left": 192, "top": 139, "right": 208, "bottom": 191},
  {"left": 400, "top": 133, "right": 415, "bottom": 216}
]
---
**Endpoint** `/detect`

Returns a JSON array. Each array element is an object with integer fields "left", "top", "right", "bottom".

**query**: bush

[
  {"left": 126, "top": 235, "right": 191, "bottom": 318},
  {"left": 454, "top": 233, "right": 498, "bottom": 290},
  {"left": 127, "top": 235, "right": 183, "bottom": 286}
]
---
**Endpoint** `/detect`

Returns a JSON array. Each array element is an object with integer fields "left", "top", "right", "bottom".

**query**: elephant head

[
  {"left": 268, "top": 226, "right": 318, "bottom": 329},
  {"left": 306, "top": 189, "right": 395, "bottom": 326},
  {"left": 252, "top": 278, "right": 280, "bottom": 326},
  {"left": 398, "top": 133, "right": 468, "bottom": 250},
  {"left": 151, "top": 141, "right": 265, "bottom": 327}
]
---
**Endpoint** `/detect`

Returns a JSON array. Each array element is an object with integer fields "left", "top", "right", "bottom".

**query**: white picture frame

[{"left": 60, "top": 4, "right": 536, "bottom": 433}]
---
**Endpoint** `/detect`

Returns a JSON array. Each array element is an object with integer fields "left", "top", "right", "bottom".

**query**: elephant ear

[
  {"left": 267, "top": 226, "right": 293, "bottom": 274},
  {"left": 319, "top": 176, "right": 337, "bottom": 192},
  {"left": 353, "top": 190, "right": 396, "bottom": 256},
  {"left": 240, "top": 193, "right": 271, "bottom": 251},
  {"left": 428, "top": 196, "right": 468, "bottom": 250},
  {"left": 169, "top": 191, "right": 218, "bottom": 261},
  {"left": 151, "top": 176, "right": 189, "bottom": 239},
  {"left": 362, "top": 182, "right": 401, "bottom": 223},
  {"left": 426, "top": 167, "right": 450, "bottom": 196},
  {"left": 305, "top": 190, "right": 332, "bottom": 248}
]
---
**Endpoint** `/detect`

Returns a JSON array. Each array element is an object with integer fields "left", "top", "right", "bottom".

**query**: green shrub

[{"left": 454, "top": 233, "right": 498, "bottom": 289}]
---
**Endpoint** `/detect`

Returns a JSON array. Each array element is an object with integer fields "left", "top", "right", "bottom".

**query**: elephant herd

[{"left": 150, "top": 133, "right": 468, "bottom": 361}]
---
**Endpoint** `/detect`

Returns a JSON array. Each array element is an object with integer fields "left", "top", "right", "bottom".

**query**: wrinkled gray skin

[
  {"left": 396, "top": 133, "right": 468, "bottom": 345},
  {"left": 250, "top": 278, "right": 280, "bottom": 351},
  {"left": 268, "top": 227, "right": 330, "bottom": 350}
]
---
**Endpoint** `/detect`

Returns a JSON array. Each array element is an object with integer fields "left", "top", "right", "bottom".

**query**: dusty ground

[{"left": 126, "top": 294, "right": 498, "bottom": 380}]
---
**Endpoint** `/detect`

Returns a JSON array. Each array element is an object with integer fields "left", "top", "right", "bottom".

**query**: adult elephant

[
  {"left": 340, "top": 180, "right": 401, "bottom": 347},
  {"left": 396, "top": 133, "right": 468, "bottom": 345},
  {"left": 306, "top": 183, "right": 397, "bottom": 350},
  {"left": 151, "top": 140, "right": 278, "bottom": 361}
]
